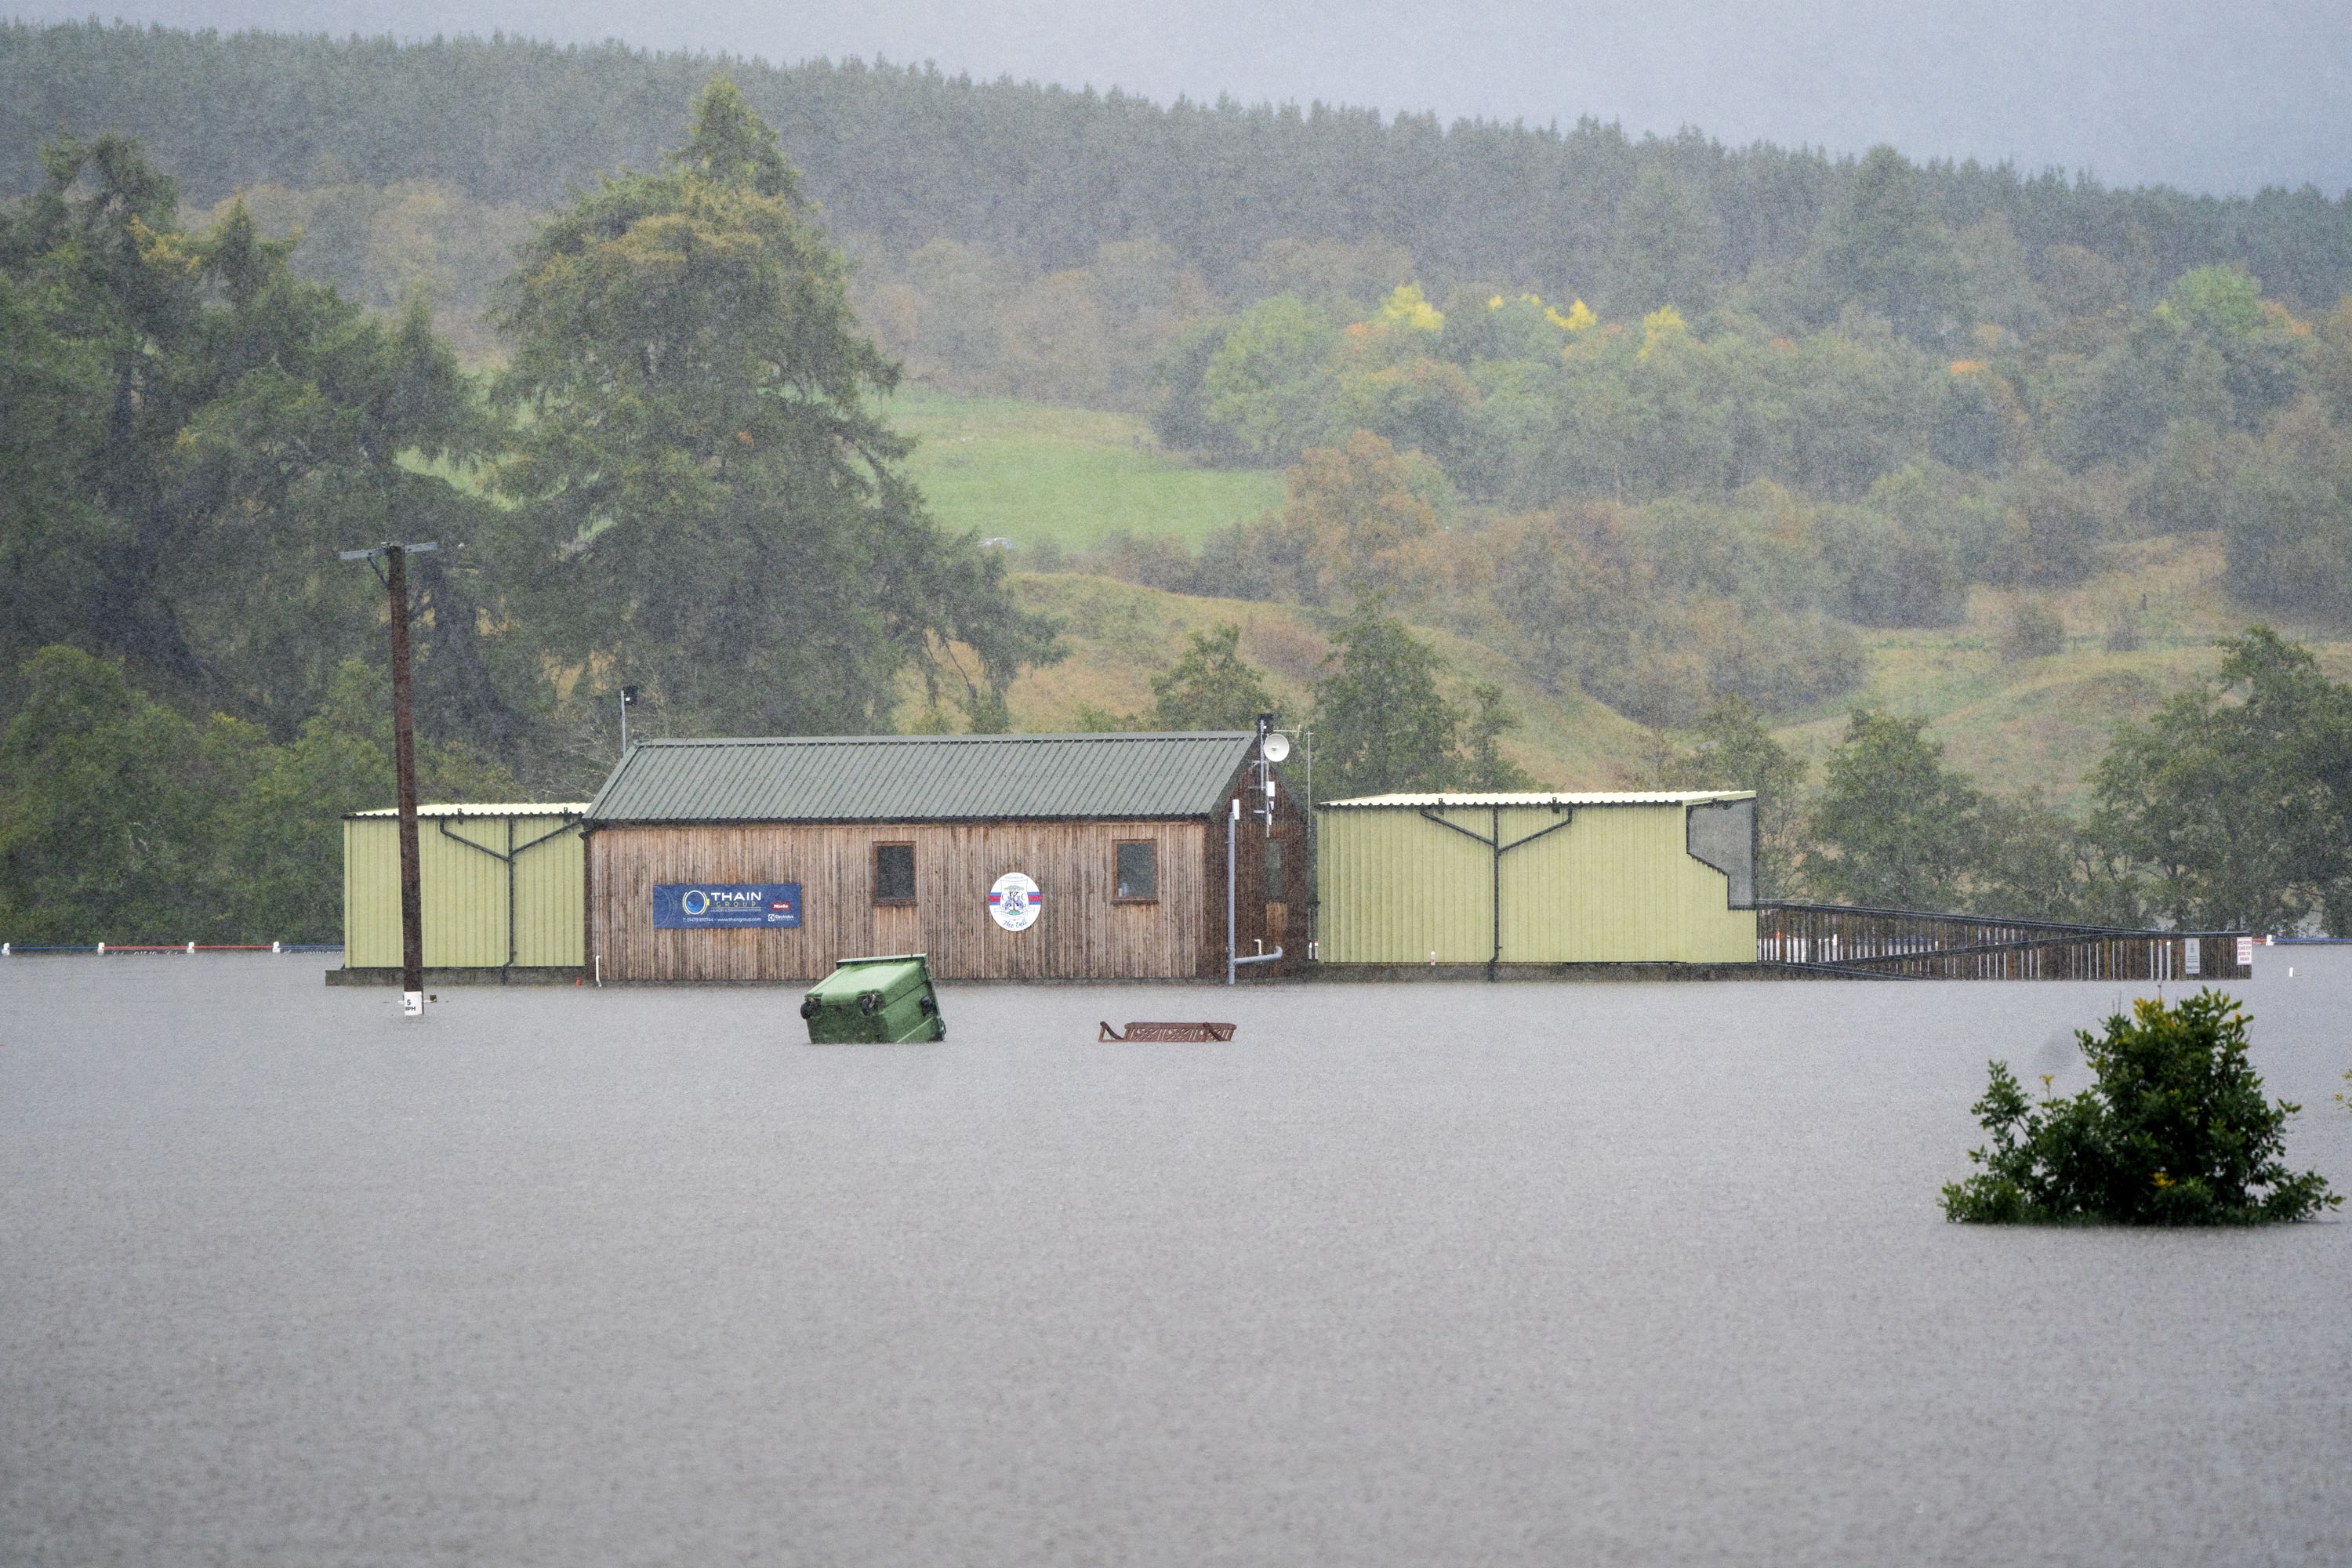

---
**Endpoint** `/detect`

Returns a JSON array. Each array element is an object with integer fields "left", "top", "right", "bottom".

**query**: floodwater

[{"left": 2, "top": 957, "right": 2348, "bottom": 1566}]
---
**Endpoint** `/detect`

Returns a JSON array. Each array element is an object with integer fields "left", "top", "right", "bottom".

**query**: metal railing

[
  {"left": 1755, "top": 902, "right": 2250, "bottom": 981},
  {"left": 2, "top": 942, "right": 342, "bottom": 956}
]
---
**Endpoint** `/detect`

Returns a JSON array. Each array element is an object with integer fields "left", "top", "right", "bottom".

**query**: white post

[{"left": 1226, "top": 796, "right": 1239, "bottom": 986}]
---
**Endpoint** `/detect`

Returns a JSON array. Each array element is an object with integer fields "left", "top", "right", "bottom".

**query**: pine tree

[
  {"left": 490, "top": 78, "right": 1055, "bottom": 736},
  {"left": 1149, "top": 625, "right": 1275, "bottom": 731}
]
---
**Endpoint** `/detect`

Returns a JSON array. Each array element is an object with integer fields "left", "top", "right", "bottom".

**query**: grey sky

[{"left": 15, "top": 0, "right": 2349, "bottom": 194}]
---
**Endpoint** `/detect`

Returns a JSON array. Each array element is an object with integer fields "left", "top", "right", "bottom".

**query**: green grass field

[
  {"left": 886, "top": 389, "right": 1285, "bottom": 550},
  {"left": 399, "top": 388, "right": 1284, "bottom": 543}
]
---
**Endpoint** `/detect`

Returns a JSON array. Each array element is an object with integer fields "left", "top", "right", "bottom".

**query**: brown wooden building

[{"left": 582, "top": 732, "right": 1306, "bottom": 982}]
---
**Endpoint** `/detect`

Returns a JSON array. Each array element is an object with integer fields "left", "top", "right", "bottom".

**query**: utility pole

[{"left": 340, "top": 540, "right": 437, "bottom": 1018}]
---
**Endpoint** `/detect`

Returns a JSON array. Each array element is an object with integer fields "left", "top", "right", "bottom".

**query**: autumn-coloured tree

[
  {"left": 1283, "top": 430, "right": 1443, "bottom": 603},
  {"left": 1330, "top": 358, "right": 1479, "bottom": 470}
]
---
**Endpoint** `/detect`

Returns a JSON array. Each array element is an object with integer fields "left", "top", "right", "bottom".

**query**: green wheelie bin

[{"left": 800, "top": 954, "right": 946, "bottom": 1044}]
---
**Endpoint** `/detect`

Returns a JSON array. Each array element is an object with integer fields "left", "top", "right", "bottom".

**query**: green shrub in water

[{"left": 1943, "top": 989, "right": 2338, "bottom": 1225}]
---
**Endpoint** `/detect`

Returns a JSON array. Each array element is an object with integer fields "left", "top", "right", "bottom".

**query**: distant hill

[{"left": 5, "top": 20, "right": 2350, "bottom": 310}]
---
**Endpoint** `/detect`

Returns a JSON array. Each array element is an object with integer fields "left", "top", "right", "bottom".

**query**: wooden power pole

[
  {"left": 386, "top": 544, "right": 424, "bottom": 1013},
  {"left": 341, "top": 539, "right": 438, "bottom": 1017}
]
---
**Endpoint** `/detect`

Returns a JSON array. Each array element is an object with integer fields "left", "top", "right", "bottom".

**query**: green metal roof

[
  {"left": 1321, "top": 790, "right": 1755, "bottom": 809},
  {"left": 585, "top": 733, "right": 1260, "bottom": 825}
]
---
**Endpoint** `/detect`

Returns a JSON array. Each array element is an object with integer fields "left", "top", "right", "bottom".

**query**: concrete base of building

[
  {"left": 1305, "top": 960, "right": 1784, "bottom": 982},
  {"left": 577, "top": 974, "right": 1250, "bottom": 986},
  {"left": 326, "top": 966, "right": 586, "bottom": 987}
]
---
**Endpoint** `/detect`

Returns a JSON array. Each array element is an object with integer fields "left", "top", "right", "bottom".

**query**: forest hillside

[{"left": 5, "top": 28, "right": 2352, "bottom": 939}]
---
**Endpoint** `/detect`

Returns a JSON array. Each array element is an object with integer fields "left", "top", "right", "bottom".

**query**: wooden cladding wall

[{"left": 588, "top": 820, "right": 1211, "bottom": 982}]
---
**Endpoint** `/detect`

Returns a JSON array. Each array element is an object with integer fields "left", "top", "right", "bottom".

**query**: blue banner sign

[{"left": 653, "top": 883, "right": 802, "bottom": 930}]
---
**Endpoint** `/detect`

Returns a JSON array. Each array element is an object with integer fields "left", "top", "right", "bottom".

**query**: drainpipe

[
  {"left": 1228, "top": 790, "right": 1286, "bottom": 984},
  {"left": 1417, "top": 800, "right": 1577, "bottom": 980}
]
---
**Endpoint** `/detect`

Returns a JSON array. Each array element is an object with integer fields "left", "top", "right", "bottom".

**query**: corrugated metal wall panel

[
  {"left": 415, "top": 816, "right": 501, "bottom": 965},
  {"left": 1316, "top": 803, "right": 1756, "bottom": 964},
  {"left": 1319, "top": 804, "right": 1489, "bottom": 964},
  {"left": 510, "top": 817, "right": 586, "bottom": 967},
  {"left": 345, "top": 818, "right": 401, "bottom": 967},
  {"left": 340, "top": 811, "right": 586, "bottom": 968}
]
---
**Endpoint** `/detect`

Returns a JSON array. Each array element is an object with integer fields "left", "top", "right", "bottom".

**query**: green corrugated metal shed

[
  {"left": 1316, "top": 791, "right": 1759, "bottom": 967},
  {"left": 343, "top": 804, "right": 588, "bottom": 970},
  {"left": 586, "top": 733, "right": 1260, "bottom": 824}
]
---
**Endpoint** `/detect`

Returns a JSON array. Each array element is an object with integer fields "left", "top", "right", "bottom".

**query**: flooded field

[{"left": 3, "top": 956, "right": 2348, "bottom": 1566}]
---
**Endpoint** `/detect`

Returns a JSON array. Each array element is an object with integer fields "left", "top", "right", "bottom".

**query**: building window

[
  {"left": 1264, "top": 838, "right": 1285, "bottom": 902},
  {"left": 1114, "top": 840, "right": 1157, "bottom": 902},
  {"left": 874, "top": 842, "right": 916, "bottom": 905}
]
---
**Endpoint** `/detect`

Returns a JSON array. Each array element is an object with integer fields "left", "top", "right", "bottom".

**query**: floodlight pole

[{"left": 341, "top": 539, "right": 438, "bottom": 1018}]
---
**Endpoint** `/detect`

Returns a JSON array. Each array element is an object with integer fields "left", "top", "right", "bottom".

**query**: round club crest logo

[
  {"left": 681, "top": 888, "right": 710, "bottom": 916},
  {"left": 987, "top": 871, "right": 1042, "bottom": 932}
]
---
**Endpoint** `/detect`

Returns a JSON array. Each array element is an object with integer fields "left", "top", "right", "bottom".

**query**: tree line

[
  {"left": 1673, "top": 624, "right": 2352, "bottom": 935},
  {"left": 6, "top": 22, "right": 2350, "bottom": 315}
]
